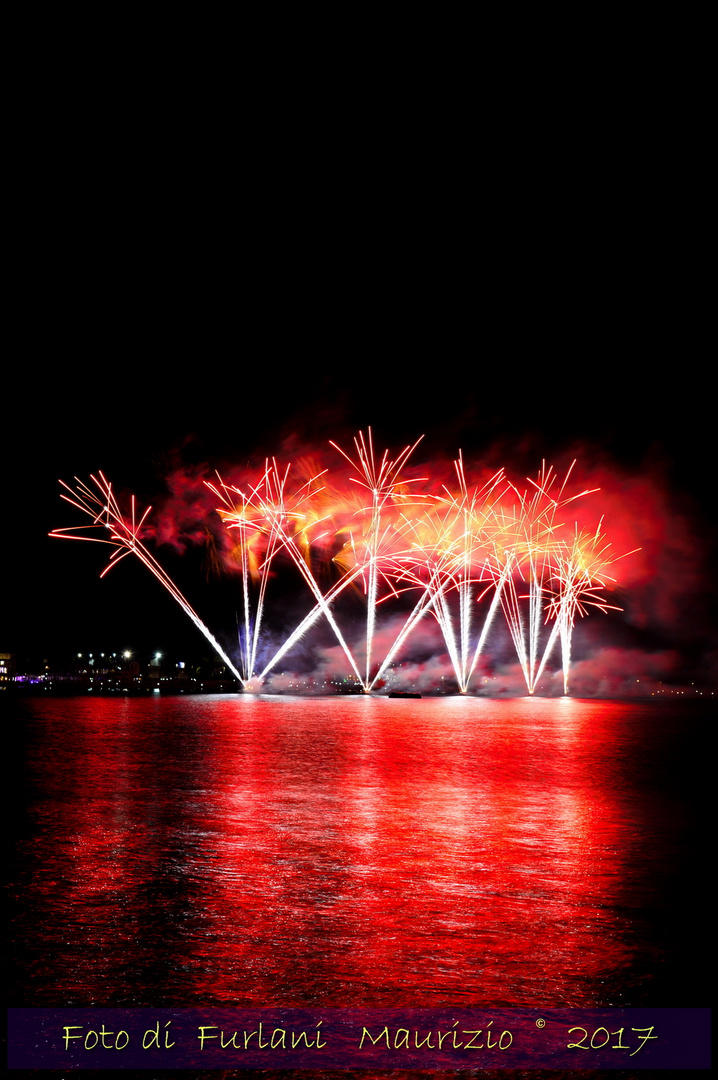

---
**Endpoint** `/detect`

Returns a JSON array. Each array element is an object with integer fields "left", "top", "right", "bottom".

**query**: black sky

[
  {"left": 3, "top": 156, "right": 714, "bottom": 684},
  {"left": 5, "top": 19, "right": 712, "bottom": 686},
  {"left": 5, "top": 308, "right": 715, "bottom": 685}
]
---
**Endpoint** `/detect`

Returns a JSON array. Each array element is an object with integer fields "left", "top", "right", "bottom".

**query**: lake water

[{"left": 6, "top": 692, "right": 711, "bottom": 1075}]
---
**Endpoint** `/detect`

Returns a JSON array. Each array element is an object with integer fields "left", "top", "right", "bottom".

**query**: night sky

[
  {"left": 6, "top": 299, "right": 714, "bottom": 694},
  {"left": 5, "top": 32, "right": 712, "bottom": 693}
]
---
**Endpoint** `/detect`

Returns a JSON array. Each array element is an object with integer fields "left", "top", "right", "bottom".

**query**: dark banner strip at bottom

[{"left": 7, "top": 1007, "right": 711, "bottom": 1070}]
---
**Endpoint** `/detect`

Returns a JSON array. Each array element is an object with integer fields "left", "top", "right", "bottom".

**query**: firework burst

[{"left": 52, "top": 434, "right": 636, "bottom": 695}]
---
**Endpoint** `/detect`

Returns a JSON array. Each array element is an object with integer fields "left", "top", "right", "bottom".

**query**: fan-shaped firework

[{"left": 52, "top": 431, "right": 636, "bottom": 694}]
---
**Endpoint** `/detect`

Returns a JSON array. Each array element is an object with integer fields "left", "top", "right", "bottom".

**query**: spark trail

[
  {"left": 547, "top": 521, "right": 637, "bottom": 694},
  {"left": 206, "top": 461, "right": 364, "bottom": 686},
  {"left": 329, "top": 429, "right": 428, "bottom": 689},
  {"left": 51, "top": 473, "right": 246, "bottom": 684}
]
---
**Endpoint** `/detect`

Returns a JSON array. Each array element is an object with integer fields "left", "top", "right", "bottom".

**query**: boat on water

[{"left": 388, "top": 690, "right": 421, "bottom": 699}]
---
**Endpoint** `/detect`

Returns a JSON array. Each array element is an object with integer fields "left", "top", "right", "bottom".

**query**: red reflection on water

[{"left": 15, "top": 695, "right": 665, "bottom": 1008}]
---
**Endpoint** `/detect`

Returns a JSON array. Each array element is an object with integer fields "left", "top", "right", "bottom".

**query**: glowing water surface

[{"left": 8, "top": 694, "right": 708, "bottom": 1016}]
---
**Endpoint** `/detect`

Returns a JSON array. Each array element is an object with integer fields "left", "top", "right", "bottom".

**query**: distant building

[{"left": 0, "top": 651, "right": 16, "bottom": 686}]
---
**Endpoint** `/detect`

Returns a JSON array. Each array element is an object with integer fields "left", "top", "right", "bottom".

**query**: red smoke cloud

[{"left": 125, "top": 431, "right": 713, "bottom": 695}]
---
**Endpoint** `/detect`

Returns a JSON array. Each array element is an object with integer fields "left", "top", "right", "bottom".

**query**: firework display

[{"left": 52, "top": 431, "right": 636, "bottom": 695}]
